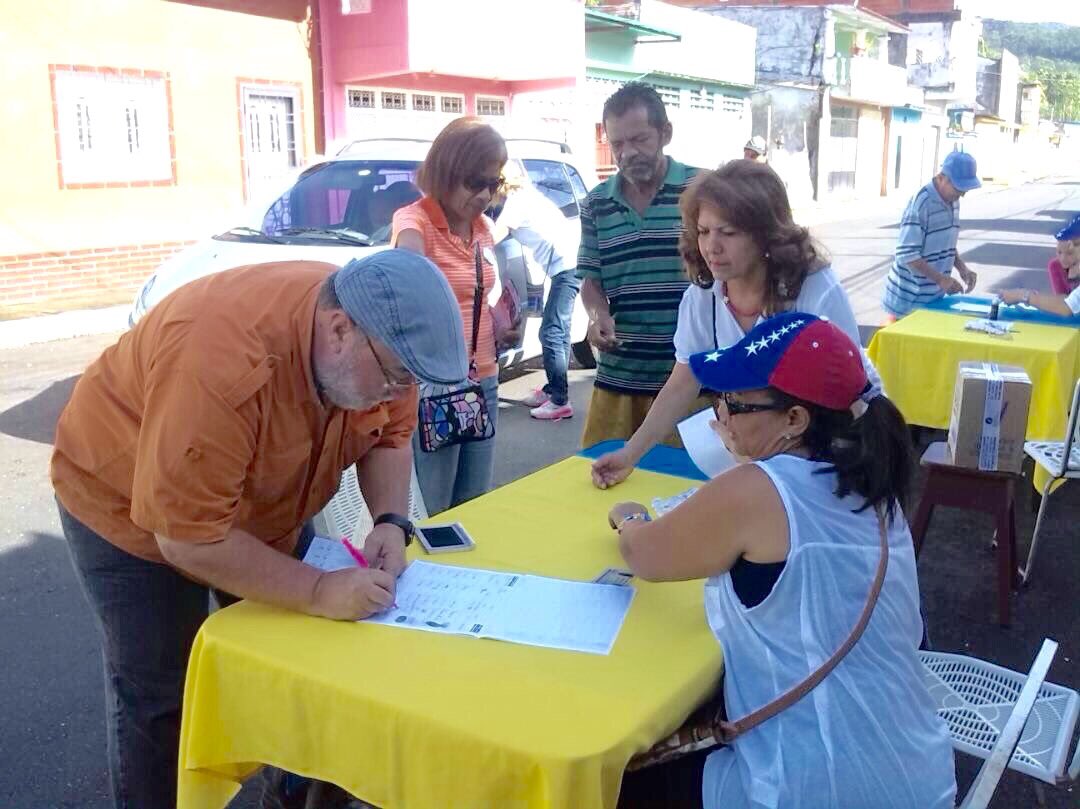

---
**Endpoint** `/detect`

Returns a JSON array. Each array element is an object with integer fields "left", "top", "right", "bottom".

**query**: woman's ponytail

[{"left": 777, "top": 392, "right": 916, "bottom": 522}]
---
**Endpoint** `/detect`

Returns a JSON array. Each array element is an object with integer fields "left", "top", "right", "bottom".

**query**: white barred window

[
  {"left": 348, "top": 89, "right": 375, "bottom": 108},
  {"left": 413, "top": 93, "right": 436, "bottom": 112},
  {"left": 53, "top": 69, "right": 171, "bottom": 185},
  {"left": 381, "top": 91, "right": 406, "bottom": 110},
  {"left": 476, "top": 97, "right": 507, "bottom": 116},
  {"left": 720, "top": 95, "right": 746, "bottom": 115},
  {"left": 690, "top": 88, "right": 714, "bottom": 111},
  {"left": 652, "top": 84, "right": 681, "bottom": 109}
]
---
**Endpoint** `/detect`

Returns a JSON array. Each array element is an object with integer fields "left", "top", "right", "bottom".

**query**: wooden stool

[{"left": 910, "top": 442, "right": 1020, "bottom": 626}]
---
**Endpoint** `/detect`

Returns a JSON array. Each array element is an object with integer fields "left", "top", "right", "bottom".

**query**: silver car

[{"left": 129, "top": 138, "right": 597, "bottom": 369}]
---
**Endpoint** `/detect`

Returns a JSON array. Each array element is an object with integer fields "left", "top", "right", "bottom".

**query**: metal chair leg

[{"left": 1021, "top": 477, "right": 1059, "bottom": 585}]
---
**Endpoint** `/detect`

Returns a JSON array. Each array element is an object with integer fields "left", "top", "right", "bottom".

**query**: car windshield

[{"left": 246, "top": 160, "right": 422, "bottom": 246}]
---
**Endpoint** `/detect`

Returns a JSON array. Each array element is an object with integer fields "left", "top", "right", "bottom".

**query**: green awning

[
  {"left": 586, "top": 60, "right": 753, "bottom": 93},
  {"left": 584, "top": 8, "right": 680, "bottom": 42}
]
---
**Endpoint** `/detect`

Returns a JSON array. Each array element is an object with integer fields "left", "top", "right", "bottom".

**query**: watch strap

[{"left": 373, "top": 512, "right": 414, "bottom": 546}]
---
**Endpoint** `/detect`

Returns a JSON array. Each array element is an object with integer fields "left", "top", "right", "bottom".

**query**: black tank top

[{"left": 730, "top": 556, "right": 786, "bottom": 608}]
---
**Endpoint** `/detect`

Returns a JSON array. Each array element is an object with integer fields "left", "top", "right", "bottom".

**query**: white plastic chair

[
  {"left": 919, "top": 640, "right": 1080, "bottom": 808},
  {"left": 1022, "top": 379, "right": 1080, "bottom": 583},
  {"left": 314, "top": 462, "right": 428, "bottom": 541}
]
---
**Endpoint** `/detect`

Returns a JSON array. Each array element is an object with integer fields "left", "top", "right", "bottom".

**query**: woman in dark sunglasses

[
  {"left": 590, "top": 160, "right": 882, "bottom": 491},
  {"left": 393, "top": 117, "right": 507, "bottom": 514}
]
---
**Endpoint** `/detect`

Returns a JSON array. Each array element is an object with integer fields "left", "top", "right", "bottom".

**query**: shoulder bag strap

[
  {"left": 470, "top": 242, "right": 484, "bottom": 367},
  {"left": 716, "top": 508, "right": 890, "bottom": 744}
]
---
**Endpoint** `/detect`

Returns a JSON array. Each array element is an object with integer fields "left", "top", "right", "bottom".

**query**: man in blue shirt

[{"left": 882, "top": 151, "right": 981, "bottom": 319}]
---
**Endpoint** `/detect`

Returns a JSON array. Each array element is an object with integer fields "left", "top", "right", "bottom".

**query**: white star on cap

[
  {"left": 705, "top": 351, "right": 722, "bottom": 362},
  {"left": 745, "top": 342, "right": 759, "bottom": 356},
  {"left": 756, "top": 338, "right": 770, "bottom": 351},
  {"left": 767, "top": 330, "right": 782, "bottom": 343}
]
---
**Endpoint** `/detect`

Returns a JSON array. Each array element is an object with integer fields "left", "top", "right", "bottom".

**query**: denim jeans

[
  {"left": 540, "top": 271, "right": 581, "bottom": 406},
  {"left": 59, "top": 498, "right": 313, "bottom": 809},
  {"left": 412, "top": 374, "right": 499, "bottom": 515}
]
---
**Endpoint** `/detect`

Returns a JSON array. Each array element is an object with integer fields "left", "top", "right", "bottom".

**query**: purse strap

[
  {"left": 470, "top": 242, "right": 484, "bottom": 371},
  {"left": 716, "top": 507, "right": 890, "bottom": 744}
]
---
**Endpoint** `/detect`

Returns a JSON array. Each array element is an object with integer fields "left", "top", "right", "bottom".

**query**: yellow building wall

[{"left": 0, "top": 0, "right": 315, "bottom": 315}]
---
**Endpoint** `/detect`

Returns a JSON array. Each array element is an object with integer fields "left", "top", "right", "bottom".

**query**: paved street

[{"left": 1, "top": 176, "right": 1078, "bottom": 808}]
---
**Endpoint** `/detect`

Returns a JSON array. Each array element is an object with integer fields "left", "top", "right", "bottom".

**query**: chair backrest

[
  {"left": 406, "top": 462, "right": 428, "bottom": 522},
  {"left": 317, "top": 465, "right": 368, "bottom": 540},
  {"left": 1058, "top": 379, "right": 1080, "bottom": 476},
  {"left": 958, "top": 638, "right": 1059, "bottom": 809},
  {"left": 316, "top": 461, "right": 429, "bottom": 543}
]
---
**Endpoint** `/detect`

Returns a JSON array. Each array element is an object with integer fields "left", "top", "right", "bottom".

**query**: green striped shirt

[{"left": 576, "top": 157, "right": 699, "bottom": 395}]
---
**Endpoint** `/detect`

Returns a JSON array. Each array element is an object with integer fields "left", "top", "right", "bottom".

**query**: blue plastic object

[
  {"left": 920, "top": 295, "right": 1080, "bottom": 327},
  {"left": 578, "top": 440, "right": 708, "bottom": 481}
]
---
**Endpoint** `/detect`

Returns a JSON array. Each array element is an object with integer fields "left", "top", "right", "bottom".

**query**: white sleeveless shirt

[{"left": 702, "top": 455, "right": 956, "bottom": 809}]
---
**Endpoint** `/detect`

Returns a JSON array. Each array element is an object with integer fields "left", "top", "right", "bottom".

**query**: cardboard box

[{"left": 947, "top": 362, "right": 1032, "bottom": 473}]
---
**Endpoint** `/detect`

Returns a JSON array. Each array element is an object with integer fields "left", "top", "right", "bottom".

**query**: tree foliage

[{"left": 981, "top": 19, "right": 1080, "bottom": 121}]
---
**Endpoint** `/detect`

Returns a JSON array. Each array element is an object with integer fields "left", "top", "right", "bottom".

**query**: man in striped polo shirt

[
  {"left": 577, "top": 83, "right": 700, "bottom": 447},
  {"left": 882, "top": 151, "right": 981, "bottom": 320}
]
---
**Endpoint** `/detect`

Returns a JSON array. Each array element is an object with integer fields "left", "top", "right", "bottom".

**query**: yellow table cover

[
  {"left": 868, "top": 309, "right": 1080, "bottom": 441},
  {"left": 177, "top": 456, "right": 723, "bottom": 809}
]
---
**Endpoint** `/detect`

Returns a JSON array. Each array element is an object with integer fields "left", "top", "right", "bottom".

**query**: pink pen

[
  {"left": 340, "top": 538, "right": 397, "bottom": 609},
  {"left": 340, "top": 537, "right": 369, "bottom": 568}
]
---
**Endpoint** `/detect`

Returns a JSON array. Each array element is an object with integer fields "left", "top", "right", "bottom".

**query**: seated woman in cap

[
  {"left": 590, "top": 159, "right": 880, "bottom": 490},
  {"left": 1046, "top": 213, "right": 1080, "bottom": 294},
  {"left": 611, "top": 313, "right": 956, "bottom": 809},
  {"left": 1000, "top": 214, "right": 1080, "bottom": 317}
]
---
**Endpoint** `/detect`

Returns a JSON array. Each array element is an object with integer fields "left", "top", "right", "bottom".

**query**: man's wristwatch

[{"left": 373, "top": 512, "right": 415, "bottom": 546}]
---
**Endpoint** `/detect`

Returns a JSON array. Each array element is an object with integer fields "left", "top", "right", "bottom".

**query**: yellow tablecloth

[
  {"left": 177, "top": 456, "right": 722, "bottom": 809},
  {"left": 868, "top": 309, "right": 1080, "bottom": 441}
]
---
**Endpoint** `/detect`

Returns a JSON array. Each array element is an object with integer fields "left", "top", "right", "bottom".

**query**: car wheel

[{"left": 572, "top": 339, "right": 597, "bottom": 369}]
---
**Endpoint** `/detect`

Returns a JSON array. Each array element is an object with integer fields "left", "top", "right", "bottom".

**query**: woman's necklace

[{"left": 722, "top": 281, "right": 763, "bottom": 319}]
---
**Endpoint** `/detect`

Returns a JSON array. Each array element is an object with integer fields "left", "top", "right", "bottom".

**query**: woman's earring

[{"left": 777, "top": 279, "right": 788, "bottom": 296}]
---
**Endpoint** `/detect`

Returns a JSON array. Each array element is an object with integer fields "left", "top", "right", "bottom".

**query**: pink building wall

[{"left": 317, "top": 0, "right": 577, "bottom": 148}]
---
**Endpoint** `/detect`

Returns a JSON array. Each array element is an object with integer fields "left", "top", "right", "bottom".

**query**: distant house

[{"left": 691, "top": 3, "right": 933, "bottom": 204}]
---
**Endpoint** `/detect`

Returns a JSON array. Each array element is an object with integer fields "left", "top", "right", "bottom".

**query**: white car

[{"left": 129, "top": 138, "right": 598, "bottom": 369}]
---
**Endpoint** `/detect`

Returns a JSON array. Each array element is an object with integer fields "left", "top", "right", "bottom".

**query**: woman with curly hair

[{"left": 591, "top": 160, "right": 881, "bottom": 488}]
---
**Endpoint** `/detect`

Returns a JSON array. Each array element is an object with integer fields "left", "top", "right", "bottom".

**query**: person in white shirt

[
  {"left": 492, "top": 161, "right": 582, "bottom": 420},
  {"left": 591, "top": 160, "right": 880, "bottom": 488},
  {"left": 610, "top": 313, "right": 955, "bottom": 809}
]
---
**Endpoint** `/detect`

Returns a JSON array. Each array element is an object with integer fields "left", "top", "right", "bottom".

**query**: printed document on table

[{"left": 301, "top": 552, "right": 635, "bottom": 655}]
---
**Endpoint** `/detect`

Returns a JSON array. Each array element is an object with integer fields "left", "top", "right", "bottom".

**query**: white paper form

[
  {"left": 301, "top": 545, "right": 636, "bottom": 655},
  {"left": 302, "top": 536, "right": 360, "bottom": 571},
  {"left": 485, "top": 575, "right": 635, "bottom": 655},
  {"left": 677, "top": 407, "right": 736, "bottom": 478},
  {"left": 368, "top": 562, "right": 635, "bottom": 655}
]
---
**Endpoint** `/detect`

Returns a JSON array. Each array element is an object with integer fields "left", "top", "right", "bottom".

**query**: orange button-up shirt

[{"left": 51, "top": 261, "right": 418, "bottom": 563}]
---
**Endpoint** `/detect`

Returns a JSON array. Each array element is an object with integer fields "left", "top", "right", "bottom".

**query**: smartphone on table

[{"left": 415, "top": 523, "right": 475, "bottom": 554}]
